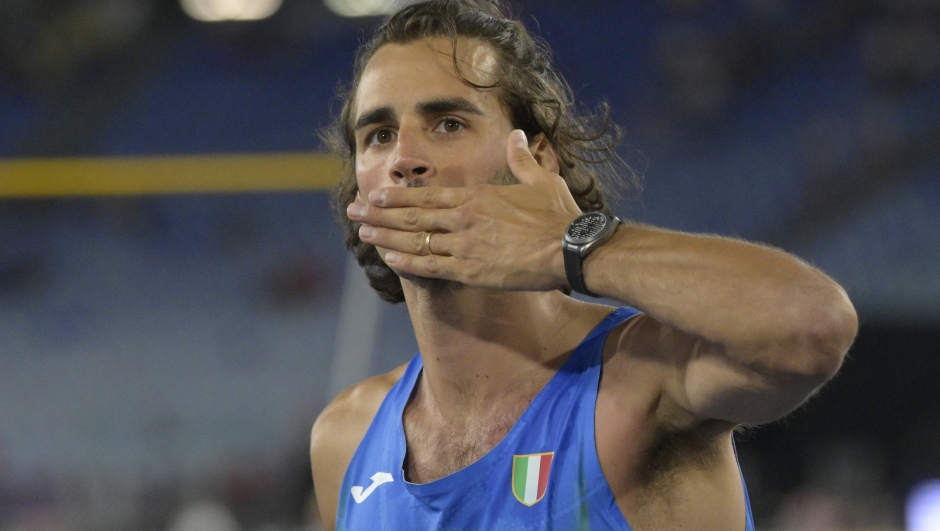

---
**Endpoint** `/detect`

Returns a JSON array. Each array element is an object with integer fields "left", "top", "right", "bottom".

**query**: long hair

[{"left": 322, "top": 0, "right": 637, "bottom": 303}]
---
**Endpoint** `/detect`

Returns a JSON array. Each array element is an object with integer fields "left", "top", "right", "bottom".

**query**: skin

[{"left": 310, "top": 37, "right": 859, "bottom": 531}]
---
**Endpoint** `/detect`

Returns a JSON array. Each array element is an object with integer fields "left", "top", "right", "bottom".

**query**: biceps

[
  {"left": 677, "top": 340, "right": 826, "bottom": 426},
  {"left": 310, "top": 451, "right": 341, "bottom": 531}
]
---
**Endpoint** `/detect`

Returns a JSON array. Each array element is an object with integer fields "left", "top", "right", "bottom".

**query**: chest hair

[{"left": 403, "top": 398, "right": 532, "bottom": 484}]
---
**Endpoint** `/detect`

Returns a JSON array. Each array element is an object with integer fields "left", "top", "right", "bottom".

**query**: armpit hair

[{"left": 638, "top": 419, "right": 728, "bottom": 494}]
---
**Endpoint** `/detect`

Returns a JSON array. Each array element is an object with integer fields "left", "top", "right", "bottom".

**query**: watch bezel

[{"left": 564, "top": 212, "right": 611, "bottom": 245}]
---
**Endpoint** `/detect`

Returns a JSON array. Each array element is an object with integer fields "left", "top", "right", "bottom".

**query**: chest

[{"left": 402, "top": 399, "right": 529, "bottom": 484}]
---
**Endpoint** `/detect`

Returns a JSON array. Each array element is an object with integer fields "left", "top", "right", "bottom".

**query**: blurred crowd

[{"left": 1, "top": 1, "right": 937, "bottom": 530}]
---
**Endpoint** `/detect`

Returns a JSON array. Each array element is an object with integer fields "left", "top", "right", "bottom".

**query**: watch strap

[{"left": 563, "top": 242, "right": 594, "bottom": 296}]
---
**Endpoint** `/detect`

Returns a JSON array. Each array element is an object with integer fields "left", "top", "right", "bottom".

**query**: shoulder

[
  {"left": 310, "top": 364, "right": 408, "bottom": 531},
  {"left": 596, "top": 315, "right": 754, "bottom": 527},
  {"left": 600, "top": 311, "right": 705, "bottom": 427},
  {"left": 596, "top": 312, "right": 675, "bottom": 428},
  {"left": 596, "top": 312, "right": 737, "bottom": 472}
]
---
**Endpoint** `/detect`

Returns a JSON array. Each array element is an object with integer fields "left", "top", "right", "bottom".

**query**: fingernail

[
  {"left": 385, "top": 251, "right": 401, "bottom": 264},
  {"left": 359, "top": 225, "right": 375, "bottom": 239},
  {"left": 512, "top": 130, "right": 528, "bottom": 149},
  {"left": 369, "top": 189, "right": 387, "bottom": 205},
  {"left": 347, "top": 203, "right": 366, "bottom": 217}
]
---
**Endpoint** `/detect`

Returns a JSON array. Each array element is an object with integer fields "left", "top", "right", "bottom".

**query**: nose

[{"left": 389, "top": 126, "right": 434, "bottom": 184}]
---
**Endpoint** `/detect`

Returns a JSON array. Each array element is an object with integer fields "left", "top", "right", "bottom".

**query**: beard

[
  {"left": 487, "top": 165, "right": 520, "bottom": 186},
  {"left": 404, "top": 165, "right": 518, "bottom": 296}
]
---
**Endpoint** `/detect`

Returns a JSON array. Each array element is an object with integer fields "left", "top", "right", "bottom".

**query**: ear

[{"left": 528, "top": 133, "right": 560, "bottom": 174}]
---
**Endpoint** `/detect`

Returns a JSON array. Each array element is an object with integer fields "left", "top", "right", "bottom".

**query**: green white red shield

[{"left": 511, "top": 452, "right": 554, "bottom": 506}]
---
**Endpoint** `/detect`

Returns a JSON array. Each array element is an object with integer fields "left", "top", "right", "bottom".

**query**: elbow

[
  {"left": 740, "top": 287, "right": 857, "bottom": 423},
  {"left": 790, "top": 283, "right": 858, "bottom": 383},
  {"left": 725, "top": 283, "right": 858, "bottom": 424}
]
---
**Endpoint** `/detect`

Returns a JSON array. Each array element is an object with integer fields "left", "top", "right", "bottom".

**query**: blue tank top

[{"left": 336, "top": 307, "right": 756, "bottom": 531}]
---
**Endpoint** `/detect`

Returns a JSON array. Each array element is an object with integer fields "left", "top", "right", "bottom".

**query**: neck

[{"left": 401, "top": 278, "right": 608, "bottom": 411}]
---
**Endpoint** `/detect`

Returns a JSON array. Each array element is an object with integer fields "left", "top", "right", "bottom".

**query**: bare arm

[
  {"left": 348, "top": 129, "right": 857, "bottom": 426},
  {"left": 309, "top": 409, "right": 351, "bottom": 531},
  {"left": 587, "top": 224, "right": 857, "bottom": 425},
  {"left": 310, "top": 368, "right": 403, "bottom": 531},
  {"left": 310, "top": 395, "right": 369, "bottom": 531}
]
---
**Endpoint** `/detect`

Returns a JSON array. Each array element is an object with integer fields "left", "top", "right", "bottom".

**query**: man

[{"left": 310, "top": 1, "right": 858, "bottom": 530}]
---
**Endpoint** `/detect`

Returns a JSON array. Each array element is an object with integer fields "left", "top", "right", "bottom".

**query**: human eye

[
  {"left": 433, "top": 117, "right": 465, "bottom": 134},
  {"left": 366, "top": 127, "right": 397, "bottom": 146}
]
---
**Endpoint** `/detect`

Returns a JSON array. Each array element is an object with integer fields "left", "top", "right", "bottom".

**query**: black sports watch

[{"left": 562, "top": 212, "right": 620, "bottom": 297}]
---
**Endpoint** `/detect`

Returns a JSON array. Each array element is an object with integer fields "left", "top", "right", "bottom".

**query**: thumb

[{"left": 506, "top": 129, "right": 544, "bottom": 185}]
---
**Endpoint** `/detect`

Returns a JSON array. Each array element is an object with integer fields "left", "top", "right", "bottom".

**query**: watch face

[{"left": 565, "top": 212, "right": 609, "bottom": 244}]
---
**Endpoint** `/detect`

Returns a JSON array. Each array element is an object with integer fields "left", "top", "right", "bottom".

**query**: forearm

[{"left": 583, "top": 223, "right": 857, "bottom": 376}]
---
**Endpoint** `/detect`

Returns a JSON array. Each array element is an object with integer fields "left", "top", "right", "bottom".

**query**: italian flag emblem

[{"left": 511, "top": 452, "right": 554, "bottom": 506}]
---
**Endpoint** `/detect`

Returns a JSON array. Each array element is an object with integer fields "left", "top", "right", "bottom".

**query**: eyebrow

[
  {"left": 353, "top": 97, "right": 485, "bottom": 132},
  {"left": 354, "top": 107, "right": 396, "bottom": 132},
  {"left": 417, "top": 97, "right": 484, "bottom": 117}
]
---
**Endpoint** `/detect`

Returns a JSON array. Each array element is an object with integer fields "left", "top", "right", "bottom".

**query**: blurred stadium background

[{"left": 0, "top": 0, "right": 938, "bottom": 530}]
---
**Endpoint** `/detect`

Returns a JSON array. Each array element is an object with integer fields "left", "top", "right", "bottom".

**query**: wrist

[{"left": 562, "top": 212, "right": 621, "bottom": 297}]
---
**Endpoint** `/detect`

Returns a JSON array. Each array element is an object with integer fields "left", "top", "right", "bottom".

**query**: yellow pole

[{"left": 0, "top": 153, "right": 343, "bottom": 197}]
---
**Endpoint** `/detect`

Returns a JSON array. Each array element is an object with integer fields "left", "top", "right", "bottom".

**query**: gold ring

[{"left": 424, "top": 232, "right": 434, "bottom": 256}]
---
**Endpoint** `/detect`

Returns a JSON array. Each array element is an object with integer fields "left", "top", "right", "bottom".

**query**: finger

[
  {"left": 385, "top": 251, "right": 458, "bottom": 281},
  {"left": 349, "top": 202, "right": 457, "bottom": 233},
  {"left": 346, "top": 192, "right": 370, "bottom": 220},
  {"left": 506, "top": 129, "right": 545, "bottom": 186},
  {"left": 359, "top": 226, "right": 454, "bottom": 257},
  {"left": 368, "top": 186, "right": 467, "bottom": 209}
]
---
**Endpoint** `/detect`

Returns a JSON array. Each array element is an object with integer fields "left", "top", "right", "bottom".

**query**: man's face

[{"left": 352, "top": 37, "right": 515, "bottom": 197}]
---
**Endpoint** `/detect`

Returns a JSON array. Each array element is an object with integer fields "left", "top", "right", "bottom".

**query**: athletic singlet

[{"left": 336, "top": 307, "right": 756, "bottom": 531}]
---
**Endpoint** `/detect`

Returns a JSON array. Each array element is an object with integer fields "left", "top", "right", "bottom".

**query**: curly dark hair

[{"left": 322, "top": 0, "right": 636, "bottom": 304}]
